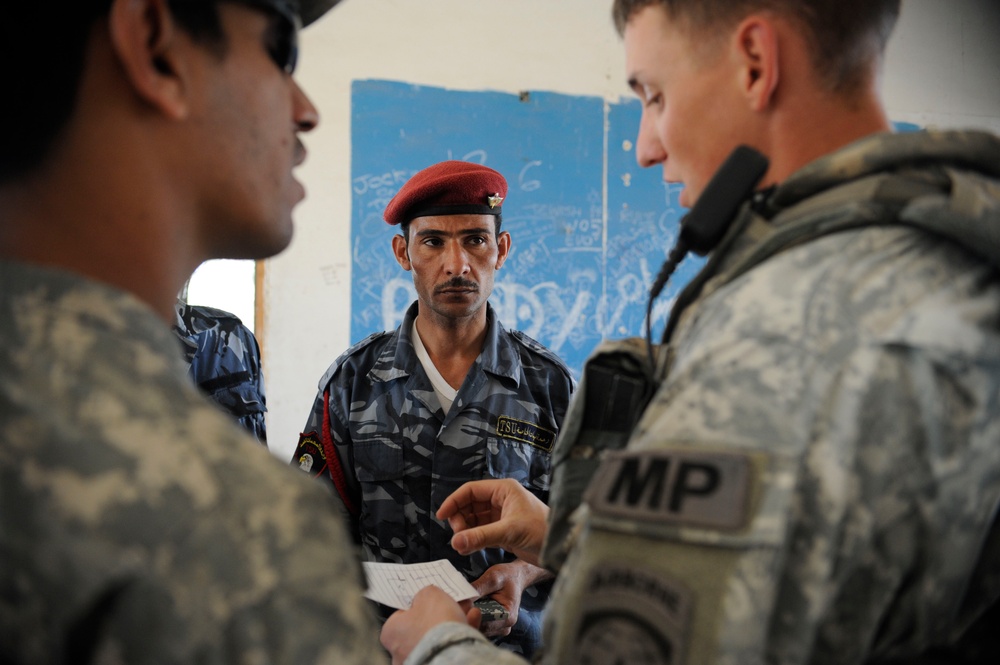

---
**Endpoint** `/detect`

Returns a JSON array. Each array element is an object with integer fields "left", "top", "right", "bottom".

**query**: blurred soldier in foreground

[
  {"left": 381, "top": 1, "right": 1000, "bottom": 663},
  {"left": 0, "top": 1, "right": 386, "bottom": 662}
]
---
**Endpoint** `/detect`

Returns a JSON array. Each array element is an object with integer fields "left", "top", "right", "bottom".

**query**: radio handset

[{"left": 644, "top": 145, "right": 770, "bottom": 369}]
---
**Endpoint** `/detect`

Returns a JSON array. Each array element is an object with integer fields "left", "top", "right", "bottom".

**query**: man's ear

[
  {"left": 392, "top": 234, "right": 412, "bottom": 271},
  {"left": 733, "top": 16, "right": 779, "bottom": 112},
  {"left": 495, "top": 231, "right": 511, "bottom": 270},
  {"left": 108, "top": 0, "right": 191, "bottom": 120}
]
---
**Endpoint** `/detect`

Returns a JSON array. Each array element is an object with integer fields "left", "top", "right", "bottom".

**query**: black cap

[
  {"left": 298, "top": 0, "right": 342, "bottom": 26},
  {"left": 249, "top": 0, "right": 342, "bottom": 26}
]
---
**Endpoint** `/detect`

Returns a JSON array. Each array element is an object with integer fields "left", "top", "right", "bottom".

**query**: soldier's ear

[
  {"left": 108, "top": 0, "right": 191, "bottom": 121},
  {"left": 495, "top": 231, "right": 511, "bottom": 270},
  {"left": 392, "top": 234, "right": 412, "bottom": 271},
  {"left": 733, "top": 15, "right": 780, "bottom": 112}
]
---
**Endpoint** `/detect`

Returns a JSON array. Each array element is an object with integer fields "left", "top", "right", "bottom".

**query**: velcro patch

[
  {"left": 569, "top": 563, "right": 692, "bottom": 664},
  {"left": 496, "top": 415, "right": 556, "bottom": 452},
  {"left": 585, "top": 449, "right": 751, "bottom": 530}
]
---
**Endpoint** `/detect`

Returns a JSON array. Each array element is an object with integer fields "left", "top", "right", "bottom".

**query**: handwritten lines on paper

[{"left": 362, "top": 560, "right": 479, "bottom": 610}]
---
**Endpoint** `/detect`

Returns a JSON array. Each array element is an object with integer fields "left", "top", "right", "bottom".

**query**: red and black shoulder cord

[{"left": 321, "top": 388, "right": 359, "bottom": 517}]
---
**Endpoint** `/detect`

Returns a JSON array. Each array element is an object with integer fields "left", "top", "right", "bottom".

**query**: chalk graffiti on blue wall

[
  {"left": 350, "top": 79, "right": 919, "bottom": 377},
  {"left": 350, "top": 79, "right": 704, "bottom": 377}
]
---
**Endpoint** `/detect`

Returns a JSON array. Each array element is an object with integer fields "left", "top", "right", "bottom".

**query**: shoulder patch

[
  {"left": 585, "top": 449, "right": 752, "bottom": 530},
  {"left": 294, "top": 431, "right": 326, "bottom": 473},
  {"left": 568, "top": 562, "right": 693, "bottom": 665},
  {"left": 318, "top": 330, "right": 392, "bottom": 389}
]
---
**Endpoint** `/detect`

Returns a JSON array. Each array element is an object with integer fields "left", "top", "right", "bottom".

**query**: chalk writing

[{"left": 349, "top": 80, "right": 697, "bottom": 377}]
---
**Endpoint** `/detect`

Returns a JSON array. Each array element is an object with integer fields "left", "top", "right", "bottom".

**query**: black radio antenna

[{"left": 644, "top": 145, "right": 770, "bottom": 372}]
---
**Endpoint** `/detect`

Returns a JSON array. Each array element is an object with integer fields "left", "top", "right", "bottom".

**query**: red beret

[{"left": 384, "top": 161, "right": 508, "bottom": 225}]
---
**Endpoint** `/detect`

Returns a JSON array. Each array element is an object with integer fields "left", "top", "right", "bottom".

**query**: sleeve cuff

[{"left": 403, "top": 622, "right": 494, "bottom": 665}]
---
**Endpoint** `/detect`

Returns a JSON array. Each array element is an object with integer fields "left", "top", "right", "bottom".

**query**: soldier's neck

[{"left": 413, "top": 311, "right": 487, "bottom": 390}]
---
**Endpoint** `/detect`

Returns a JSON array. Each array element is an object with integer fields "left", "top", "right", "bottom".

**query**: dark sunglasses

[
  {"left": 228, "top": 0, "right": 301, "bottom": 74},
  {"left": 169, "top": 0, "right": 301, "bottom": 74}
]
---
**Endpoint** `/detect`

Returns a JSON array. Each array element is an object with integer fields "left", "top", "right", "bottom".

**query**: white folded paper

[{"left": 362, "top": 559, "right": 479, "bottom": 610}]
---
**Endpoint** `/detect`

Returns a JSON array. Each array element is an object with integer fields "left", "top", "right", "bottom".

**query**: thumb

[
  {"left": 471, "top": 568, "right": 503, "bottom": 596},
  {"left": 466, "top": 606, "right": 482, "bottom": 630},
  {"left": 451, "top": 523, "right": 506, "bottom": 555}
]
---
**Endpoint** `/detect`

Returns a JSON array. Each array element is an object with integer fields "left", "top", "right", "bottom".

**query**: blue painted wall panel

[{"left": 351, "top": 80, "right": 692, "bottom": 377}]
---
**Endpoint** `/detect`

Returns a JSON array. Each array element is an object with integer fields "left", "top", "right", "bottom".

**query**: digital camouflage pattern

[
  {"left": 174, "top": 301, "right": 267, "bottom": 445},
  {"left": 408, "top": 130, "right": 1000, "bottom": 665},
  {"left": 0, "top": 261, "right": 385, "bottom": 664},
  {"left": 291, "top": 301, "right": 574, "bottom": 658}
]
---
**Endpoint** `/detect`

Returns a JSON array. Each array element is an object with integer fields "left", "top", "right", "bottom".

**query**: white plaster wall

[
  {"left": 265, "top": 0, "right": 1000, "bottom": 463},
  {"left": 883, "top": 0, "right": 1000, "bottom": 133}
]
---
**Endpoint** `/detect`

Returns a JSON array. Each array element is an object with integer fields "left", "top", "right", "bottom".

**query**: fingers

[
  {"left": 411, "top": 584, "right": 462, "bottom": 608},
  {"left": 437, "top": 479, "right": 516, "bottom": 522},
  {"left": 477, "top": 596, "right": 518, "bottom": 638},
  {"left": 381, "top": 586, "right": 468, "bottom": 664},
  {"left": 439, "top": 480, "right": 548, "bottom": 564},
  {"left": 470, "top": 565, "right": 506, "bottom": 596},
  {"left": 450, "top": 522, "right": 510, "bottom": 555},
  {"left": 480, "top": 620, "right": 514, "bottom": 638},
  {"left": 466, "top": 606, "right": 482, "bottom": 630},
  {"left": 468, "top": 562, "right": 522, "bottom": 639},
  {"left": 471, "top": 578, "right": 498, "bottom": 598}
]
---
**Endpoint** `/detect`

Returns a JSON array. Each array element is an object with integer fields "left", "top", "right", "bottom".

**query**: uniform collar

[
  {"left": 479, "top": 303, "right": 522, "bottom": 386},
  {"left": 768, "top": 129, "right": 1000, "bottom": 212},
  {"left": 368, "top": 301, "right": 521, "bottom": 387},
  {"left": 172, "top": 300, "right": 199, "bottom": 364}
]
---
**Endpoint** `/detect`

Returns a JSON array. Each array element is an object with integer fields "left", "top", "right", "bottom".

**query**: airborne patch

[
  {"left": 496, "top": 415, "right": 556, "bottom": 452},
  {"left": 568, "top": 563, "right": 693, "bottom": 665},
  {"left": 585, "top": 449, "right": 751, "bottom": 530}
]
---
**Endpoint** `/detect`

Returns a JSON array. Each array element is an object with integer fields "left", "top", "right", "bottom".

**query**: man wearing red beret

[{"left": 291, "top": 160, "right": 575, "bottom": 658}]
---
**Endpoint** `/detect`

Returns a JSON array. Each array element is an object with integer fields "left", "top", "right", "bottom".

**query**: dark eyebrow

[{"left": 414, "top": 227, "right": 492, "bottom": 238}]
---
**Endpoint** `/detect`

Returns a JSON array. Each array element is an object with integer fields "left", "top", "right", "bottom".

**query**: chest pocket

[
  {"left": 351, "top": 437, "right": 408, "bottom": 555},
  {"left": 353, "top": 437, "right": 405, "bottom": 483}
]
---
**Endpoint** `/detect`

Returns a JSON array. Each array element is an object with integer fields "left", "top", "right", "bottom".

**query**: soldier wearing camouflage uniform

[
  {"left": 174, "top": 300, "right": 268, "bottom": 444},
  {"left": 1, "top": 0, "right": 386, "bottom": 662},
  {"left": 381, "top": 1, "right": 1000, "bottom": 664},
  {"left": 291, "top": 161, "right": 574, "bottom": 658}
]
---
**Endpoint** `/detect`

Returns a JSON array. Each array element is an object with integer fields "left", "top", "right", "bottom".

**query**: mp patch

[
  {"left": 585, "top": 449, "right": 751, "bottom": 530},
  {"left": 568, "top": 563, "right": 693, "bottom": 665},
  {"left": 496, "top": 415, "right": 556, "bottom": 452}
]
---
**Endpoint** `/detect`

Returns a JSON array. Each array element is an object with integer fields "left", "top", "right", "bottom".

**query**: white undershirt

[{"left": 411, "top": 318, "right": 458, "bottom": 416}]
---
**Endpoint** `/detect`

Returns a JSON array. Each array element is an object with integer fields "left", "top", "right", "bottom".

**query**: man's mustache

[{"left": 434, "top": 278, "right": 479, "bottom": 293}]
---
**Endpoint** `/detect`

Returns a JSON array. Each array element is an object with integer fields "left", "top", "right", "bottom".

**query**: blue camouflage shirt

[
  {"left": 174, "top": 302, "right": 267, "bottom": 445},
  {"left": 292, "top": 301, "right": 574, "bottom": 657}
]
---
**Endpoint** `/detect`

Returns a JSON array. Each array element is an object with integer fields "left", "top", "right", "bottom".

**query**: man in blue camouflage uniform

[
  {"left": 0, "top": 1, "right": 387, "bottom": 662},
  {"left": 381, "top": 2, "right": 1000, "bottom": 664},
  {"left": 291, "top": 161, "right": 574, "bottom": 658},
  {"left": 174, "top": 300, "right": 268, "bottom": 444}
]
